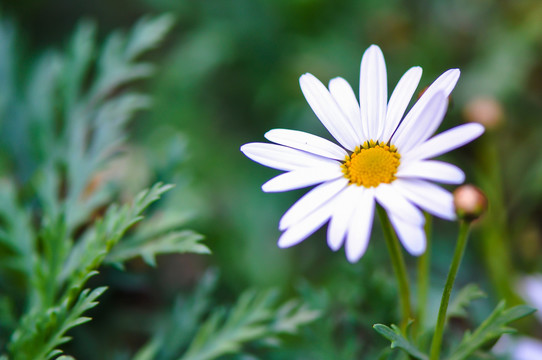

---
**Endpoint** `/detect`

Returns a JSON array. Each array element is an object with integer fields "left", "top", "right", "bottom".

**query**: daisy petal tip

[
  {"left": 239, "top": 143, "right": 249, "bottom": 153},
  {"left": 408, "top": 66, "right": 423, "bottom": 79},
  {"left": 261, "top": 183, "right": 277, "bottom": 193},
  {"left": 277, "top": 231, "right": 300, "bottom": 248},
  {"left": 444, "top": 68, "right": 461, "bottom": 78},
  {"left": 277, "top": 238, "right": 291, "bottom": 248},
  {"left": 407, "top": 245, "right": 426, "bottom": 257},
  {"left": 403, "top": 236, "right": 427, "bottom": 256},
  {"left": 367, "top": 44, "right": 383, "bottom": 54},
  {"left": 326, "top": 238, "right": 342, "bottom": 252},
  {"left": 412, "top": 65, "right": 423, "bottom": 72},
  {"left": 299, "top": 72, "right": 316, "bottom": 84},
  {"left": 471, "top": 122, "right": 486, "bottom": 136},
  {"left": 345, "top": 248, "right": 364, "bottom": 263},
  {"left": 278, "top": 215, "right": 292, "bottom": 231},
  {"left": 263, "top": 129, "right": 276, "bottom": 139}
]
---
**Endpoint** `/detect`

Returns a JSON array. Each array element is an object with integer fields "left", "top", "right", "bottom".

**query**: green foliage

[
  {"left": 0, "top": 13, "right": 211, "bottom": 359},
  {"left": 106, "top": 227, "right": 209, "bottom": 268},
  {"left": 447, "top": 284, "right": 487, "bottom": 319},
  {"left": 373, "top": 324, "right": 428, "bottom": 360},
  {"left": 8, "top": 287, "right": 106, "bottom": 360},
  {"left": 0, "top": 9, "right": 321, "bottom": 359},
  {"left": 375, "top": 297, "right": 534, "bottom": 360},
  {"left": 132, "top": 271, "right": 320, "bottom": 360},
  {"left": 133, "top": 271, "right": 219, "bottom": 360},
  {"left": 446, "top": 302, "right": 535, "bottom": 360},
  {"left": 179, "top": 289, "right": 320, "bottom": 360}
]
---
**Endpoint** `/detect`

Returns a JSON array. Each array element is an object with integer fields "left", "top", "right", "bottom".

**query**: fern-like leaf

[
  {"left": 446, "top": 301, "right": 535, "bottom": 360},
  {"left": 373, "top": 324, "right": 428, "bottom": 360},
  {"left": 180, "top": 290, "right": 319, "bottom": 360}
]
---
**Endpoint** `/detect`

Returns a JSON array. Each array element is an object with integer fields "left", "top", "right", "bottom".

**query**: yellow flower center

[{"left": 341, "top": 140, "right": 401, "bottom": 188}]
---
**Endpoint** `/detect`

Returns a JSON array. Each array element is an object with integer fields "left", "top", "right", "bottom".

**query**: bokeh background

[{"left": 2, "top": 0, "right": 542, "bottom": 358}]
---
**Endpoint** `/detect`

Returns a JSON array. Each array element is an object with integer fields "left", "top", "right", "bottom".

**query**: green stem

[
  {"left": 416, "top": 213, "right": 432, "bottom": 339},
  {"left": 429, "top": 221, "right": 471, "bottom": 360},
  {"left": 377, "top": 206, "right": 412, "bottom": 331}
]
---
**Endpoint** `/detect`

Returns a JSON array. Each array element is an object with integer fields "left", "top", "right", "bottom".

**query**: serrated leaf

[
  {"left": 373, "top": 324, "right": 429, "bottom": 360},
  {"left": 448, "top": 284, "right": 487, "bottom": 319},
  {"left": 446, "top": 301, "right": 536, "bottom": 360},
  {"left": 1, "top": 12, "right": 180, "bottom": 360},
  {"left": 106, "top": 230, "right": 209, "bottom": 267},
  {"left": 125, "top": 14, "right": 176, "bottom": 60},
  {"left": 134, "top": 270, "right": 218, "bottom": 360},
  {"left": 180, "top": 290, "right": 319, "bottom": 360}
]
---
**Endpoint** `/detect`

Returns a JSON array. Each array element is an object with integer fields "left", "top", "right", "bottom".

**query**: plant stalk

[
  {"left": 377, "top": 206, "right": 412, "bottom": 331},
  {"left": 429, "top": 221, "right": 471, "bottom": 360}
]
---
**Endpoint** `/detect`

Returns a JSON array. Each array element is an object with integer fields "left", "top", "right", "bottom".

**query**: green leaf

[
  {"left": 446, "top": 301, "right": 536, "bottom": 360},
  {"left": 106, "top": 230, "right": 210, "bottom": 267},
  {"left": 447, "top": 284, "right": 487, "bottom": 319},
  {"left": 8, "top": 287, "right": 107, "bottom": 360},
  {"left": 61, "top": 183, "right": 174, "bottom": 286},
  {"left": 180, "top": 290, "right": 319, "bottom": 360},
  {"left": 124, "top": 14, "right": 176, "bottom": 60},
  {"left": 373, "top": 324, "right": 429, "bottom": 360},
  {"left": 134, "top": 270, "right": 218, "bottom": 360}
]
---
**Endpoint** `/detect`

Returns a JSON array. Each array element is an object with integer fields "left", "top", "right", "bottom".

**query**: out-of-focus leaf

[
  {"left": 373, "top": 324, "right": 428, "bottom": 360},
  {"left": 447, "top": 302, "right": 535, "bottom": 360},
  {"left": 8, "top": 287, "right": 107, "bottom": 360},
  {"left": 180, "top": 290, "right": 319, "bottom": 360},
  {"left": 134, "top": 270, "right": 218, "bottom": 360},
  {"left": 106, "top": 230, "right": 209, "bottom": 267},
  {"left": 448, "top": 284, "right": 487, "bottom": 319}
]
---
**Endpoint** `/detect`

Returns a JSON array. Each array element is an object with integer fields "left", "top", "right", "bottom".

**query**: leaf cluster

[
  {"left": 133, "top": 271, "right": 320, "bottom": 360},
  {"left": 0, "top": 13, "right": 211, "bottom": 359},
  {"left": 374, "top": 284, "right": 535, "bottom": 359}
]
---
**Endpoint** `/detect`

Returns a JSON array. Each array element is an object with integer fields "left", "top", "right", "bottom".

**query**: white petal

[
  {"left": 345, "top": 190, "right": 375, "bottom": 262},
  {"left": 374, "top": 183, "right": 425, "bottom": 225},
  {"left": 241, "top": 143, "right": 339, "bottom": 171},
  {"left": 393, "top": 91, "right": 448, "bottom": 153},
  {"left": 265, "top": 129, "right": 348, "bottom": 160},
  {"left": 326, "top": 186, "right": 369, "bottom": 251},
  {"left": 382, "top": 66, "right": 423, "bottom": 142},
  {"left": 329, "top": 77, "right": 364, "bottom": 143},
  {"left": 277, "top": 197, "right": 335, "bottom": 248},
  {"left": 300, "top": 73, "right": 359, "bottom": 149},
  {"left": 397, "top": 160, "right": 465, "bottom": 184},
  {"left": 391, "top": 69, "right": 460, "bottom": 146},
  {"left": 359, "top": 45, "right": 387, "bottom": 140},
  {"left": 394, "top": 179, "right": 456, "bottom": 220},
  {"left": 388, "top": 213, "right": 427, "bottom": 256},
  {"left": 262, "top": 166, "right": 343, "bottom": 192},
  {"left": 279, "top": 178, "right": 349, "bottom": 230},
  {"left": 403, "top": 123, "right": 485, "bottom": 162}
]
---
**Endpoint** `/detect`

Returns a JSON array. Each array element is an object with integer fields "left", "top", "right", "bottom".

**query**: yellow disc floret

[{"left": 341, "top": 141, "right": 401, "bottom": 188}]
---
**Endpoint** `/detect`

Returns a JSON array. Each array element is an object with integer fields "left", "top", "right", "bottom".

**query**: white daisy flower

[{"left": 241, "top": 45, "right": 484, "bottom": 263}]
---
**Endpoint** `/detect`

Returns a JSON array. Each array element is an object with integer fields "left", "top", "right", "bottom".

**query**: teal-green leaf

[
  {"left": 373, "top": 324, "right": 429, "bottom": 360},
  {"left": 446, "top": 301, "right": 536, "bottom": 360},
  {"left": 447, "top": 284, "right": 487, "bottom": 319}
]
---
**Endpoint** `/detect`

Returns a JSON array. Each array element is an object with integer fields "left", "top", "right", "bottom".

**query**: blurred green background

[{"left": 2, "top": 0, "right": 542, "bottom": 358}]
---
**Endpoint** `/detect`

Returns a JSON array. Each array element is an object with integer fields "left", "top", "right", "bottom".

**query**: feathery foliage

[
  {"left": 133, "top": 270, "right": 320, "bottom": 360},
  {"left": 0, "top": 13, "right": 211, "bottom": 359}
]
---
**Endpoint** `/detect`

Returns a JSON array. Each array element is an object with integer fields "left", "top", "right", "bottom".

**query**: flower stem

[
  {"left": 429, "top": 221, "right": 471, "bottom": 360},
  {"left": 415, "top": 213, "right": 432, "bottom": 338},
  {"left": 377, "top": 206, "right": 412, "bottom": 331}
]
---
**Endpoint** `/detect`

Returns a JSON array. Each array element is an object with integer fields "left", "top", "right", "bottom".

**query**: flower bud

[
  {"left": 463, "top": 96, "right": 504, "bottom": 130},
  {"left": 453, "top": 184, "right": 487, "bottom": 222}
]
